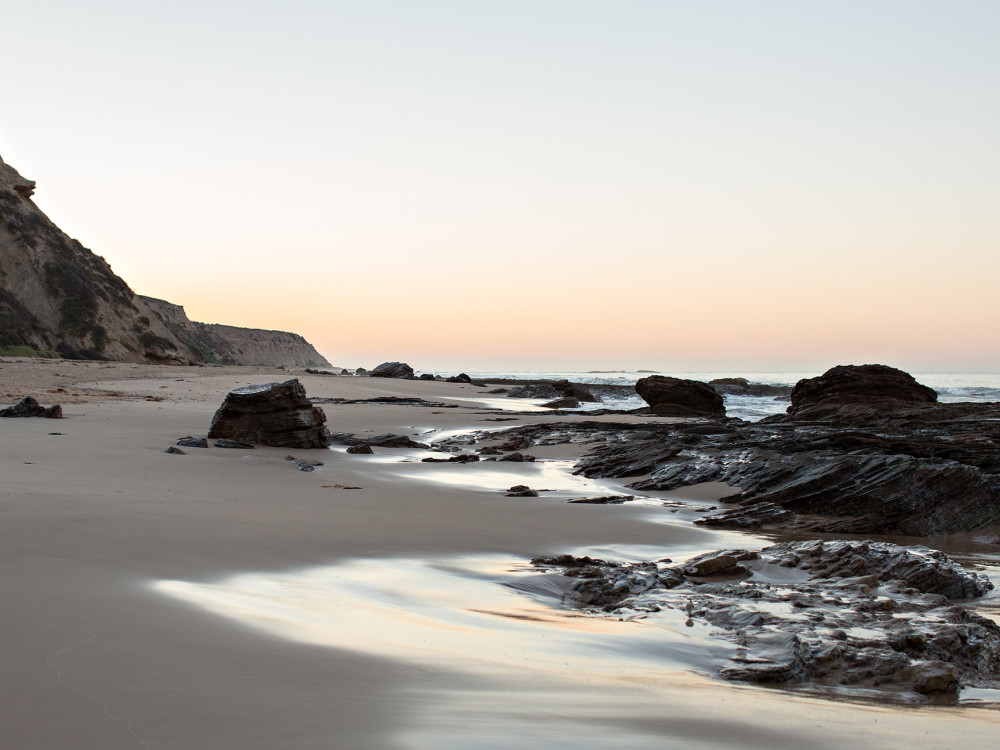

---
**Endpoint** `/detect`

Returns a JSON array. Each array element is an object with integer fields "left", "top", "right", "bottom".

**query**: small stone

[
  {"left": 346, "top": 444, "right": 374, "bottom": 454},
  {"left": 165, "top": 446, "right": 186, "bottom": 455},
  {"left": 214, "top": 439, "right": 255, "bottom": 449},
  {"left": 177, "top": 436, "right": 208, "bottom": 448}
]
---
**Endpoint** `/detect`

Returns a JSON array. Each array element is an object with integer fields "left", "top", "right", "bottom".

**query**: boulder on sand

[
  {"left": 207, "top": 379, "right": 331, "bottom": 448},
  {"left": 369, "top": 362, "right": 415, "bottom": 379},
  {"left": 635, "top": 376, "right": 725, "bottom": 418},
  {"left": 786, "top": 364, "right": 937, "bottom": 421},
  {"left": 0, "top": 396, "right": 62, "bottom": 418}
]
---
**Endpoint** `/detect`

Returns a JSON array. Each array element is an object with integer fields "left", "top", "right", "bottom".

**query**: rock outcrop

[
  {"left": 369, "top": 362, "right": 414, "bottom": 379},
  {"left": 0, "top": 396, "right": 62, "bottom": 418},
  {"left": 634, "top": 375, "right": 725, "bottom": 417},
  {"left": 782, "top": 364, "right": 937, "bottom": 422},
  {"left": 0, "top": 152, "right": 330, "bottom": 367},
  {"left": 139, "top": 298, "right": 330, "bottom": 368},
  {"left": 207, "top": 379, "right": 331, "bottom": 448},
  {"left": 443, "top": 397, "right": 1000, "bottom": 536},
  {"left": 533, "top": 540, "right": 999, "bottom": 698}
]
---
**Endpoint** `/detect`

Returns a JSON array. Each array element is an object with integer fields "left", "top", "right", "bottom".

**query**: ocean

[{"left": 428, "top": 369, "right": 1000, "bottom": 421}]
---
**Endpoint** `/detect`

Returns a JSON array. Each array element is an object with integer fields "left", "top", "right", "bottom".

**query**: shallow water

[{"left": 156, "top": 425, "right": 1000, "bottom": 747}]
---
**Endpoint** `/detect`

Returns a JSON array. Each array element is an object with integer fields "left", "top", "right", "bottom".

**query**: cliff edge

[{"left": 0, "top": 153, "right": 331, "bottom": 368}]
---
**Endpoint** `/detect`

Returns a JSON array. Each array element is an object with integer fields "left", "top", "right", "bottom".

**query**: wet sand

[{"left": 1, "top": 359, "right": 998, "bottom": 748}]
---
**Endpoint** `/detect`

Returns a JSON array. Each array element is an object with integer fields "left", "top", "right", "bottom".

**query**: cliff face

[
  {"left": 0, "top": 153, "right": 331, "bottom": 368},
  {"left": 140, "top": 297, "right": 331, "bottom": 368}
]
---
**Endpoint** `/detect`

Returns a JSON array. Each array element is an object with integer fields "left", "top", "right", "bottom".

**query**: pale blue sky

[{"left": 4, "top": 1, "right": 998, "bottom": 370}]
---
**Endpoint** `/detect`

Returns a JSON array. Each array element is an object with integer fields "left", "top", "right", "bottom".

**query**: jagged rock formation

[
  {"left": 207, "top": 379, "right": 331, "bottom": 448},
  {"left": 437, "top": 398, "right": 1000, "bottom": 536},
  {"left": 0, "top": 395, "right": 62, "bottom": 418},
  {"left": 532, "top": 541, "right": 999, "bottom": 697},
  {"left": 0, "top": 153, "right": 330, "bottom": 367}
]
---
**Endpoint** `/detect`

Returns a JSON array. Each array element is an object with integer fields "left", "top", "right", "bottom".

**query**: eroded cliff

[{"left": 0, "top": 153, "right": 330, "bottom": 368}]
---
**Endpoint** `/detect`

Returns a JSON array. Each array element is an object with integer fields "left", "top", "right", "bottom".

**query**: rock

[
  {"left": 369, "top": 362, "right": 414, "bottom": 379},
  {"left": 446, "top": 373, "right": 472, "bottom": 383},
  {"left": 498, "top": 452, "right": 536, "bottom": 462},
  {"left": 418, "top": 373, "right": 436, "bottom": 381},
  {"left": 214, "top": 439, "right": 255, "bottom": 449},
  {"left": 534, "top": 541, "right": 999, "bottom": 698},
  {"left": 709, "top": 378, "right": 791, "bottom": 398},
  {"left": 207, "top": 379, "right": 331, "bottom": 449},
  {"left": 284, "top": 456, "right": 324, "bottom": 472},
  {"left": 176, "top": 436, "right": 208, "bottom": 448},
  {"left": 557, "top": 404, "right": 1000, "bottom": 536},
  {"left": 634, "top": 376, "right": 725, "bottom": 418},
  {"left": 682, "top": 553, "right": 746, "bottom": 577},
  {"left": 785, "top": 364, "right": 937, "bottom": 422},
  {"left": 346, "top": 444, "right": 374, "bottom": 454},
  {"left": 0, "top": 396, "right": 62, "bottom": 418},
  {"left": 165, "top": 446, "right": 186, "bottom": 455},
  {"left": 908, "top": 661, "right": 960, "bottom": 693},
  {"left": 421, "top": 454, "right": 480, "bottom": 463},
  {"left": 540, "top": 397, "right": 579, "bottom": 409},
  {"left": 567, "top": 495, "right": 633, "bottom": 504},
  {"left": 363, "top": 434, "right": 429, "bottom": 449},
  {"left": 355, "top": 367, "right": 367, "bottom": 376},
  {"left": 507, "top": 485, "right": 538, "bottom": 497}
]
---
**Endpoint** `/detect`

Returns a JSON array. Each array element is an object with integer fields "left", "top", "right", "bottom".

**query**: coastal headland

[{"left": 2, "top": 358, "right": 998, "bottom": 748}]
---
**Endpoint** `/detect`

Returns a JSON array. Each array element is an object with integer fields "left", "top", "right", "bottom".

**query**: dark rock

[
  {"left": 0, "top": 396, "right": 63, "bottom": 418},
  {"left": 165, "top": 446, "right": 186, "bottom": 455},
  {"left": 635, "top": 376, "right": 725, "bottom": 418},
  {"left": 355, "top": 367, "right": 367, "bottom": 376},
  {"left": 421, "top": 454, "right": 480, "bottom": 463},
  {"left": 540, "top": 397, "right": 580, "bottom": 409},
  {"left": 498, "top": 452, "right": 536, "bottom": 462},
  {"left": 363, "top": 433, "right": 430, "bottom": 449},
  {"left": 207, "top": 379, "right": 331, "bottom": 449},
  {"left": 214, "top": 439, "right": 255, "bottom": 449},
  {"left": 506, "top": 485, "right": 539, "bottom": 497},
  {"left": 176, "top": 436, "right": 208, "bottom": 448},
  {"left": 533, "top": 540, "right": 998, "bottom": 698},
  {"left": 346, "top": 444, "right": 374, "bottom": 454},
  {"left": 785, "top": 364, "right": 937, "bottom": 422},
  {"left": 557, "top": 404, "right": 1000, "bottom": 536},
  {"left": 418, "top": 373, "right": 436, "bottom": 381},
  {"left": 369, "top": 362, "right": 414, "bottom": 379},
  {"left": 446, "top": 373, "right": 472, "bottom": 384},
  {"left": 709, "top": 378, "right": 791, "bottom": 398},
  {"left": 567, "top": 495, "right": 633, "bottom": 504}
]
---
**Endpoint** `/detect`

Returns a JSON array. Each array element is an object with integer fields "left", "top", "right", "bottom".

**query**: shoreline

[{"left": 2, "top": 360, "right": 999, "bottom": 748}]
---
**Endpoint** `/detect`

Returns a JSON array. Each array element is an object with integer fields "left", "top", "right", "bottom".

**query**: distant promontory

[{"left": 0, "top": 152, "right": 330, "bottom": 367}]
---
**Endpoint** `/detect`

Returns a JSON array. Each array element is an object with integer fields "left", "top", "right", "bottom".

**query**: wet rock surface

[
  {"left": 445, "top": 403, "right": 1000, "bottom": 535},
  {"left": 207, "top": 379, "right": 331, "bottom": 449},
  {"left": 532, "top": 540, "right": 999, "bottom": 698},
  {"left": 635, "top": 376, "right": 725, "bottom": 417},
  {"left": 0, "top": 396, "right": 62, "bottom": 418}
]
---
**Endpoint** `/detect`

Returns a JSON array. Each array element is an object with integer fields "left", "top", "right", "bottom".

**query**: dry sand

[{"left": 1, "top": 359, "right": 997, "bottom": 748}]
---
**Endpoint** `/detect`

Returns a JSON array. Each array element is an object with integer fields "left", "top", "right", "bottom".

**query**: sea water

[{"left": 427, "top": 369, "right": 1000, "bottom": 421}]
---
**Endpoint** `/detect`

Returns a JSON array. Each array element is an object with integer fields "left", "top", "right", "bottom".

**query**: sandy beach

[{"left": 1, "top": 359, "right": 998, "bottom": 749}]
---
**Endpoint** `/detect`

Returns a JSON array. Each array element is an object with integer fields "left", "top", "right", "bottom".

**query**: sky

[{"left": 3, "top": 1, "right": 998, "bottom": 372}]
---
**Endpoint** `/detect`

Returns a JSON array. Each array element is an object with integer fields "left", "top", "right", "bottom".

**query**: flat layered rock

[{"left": 207, "top": 379, "right": 331, "bottom": 449}]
